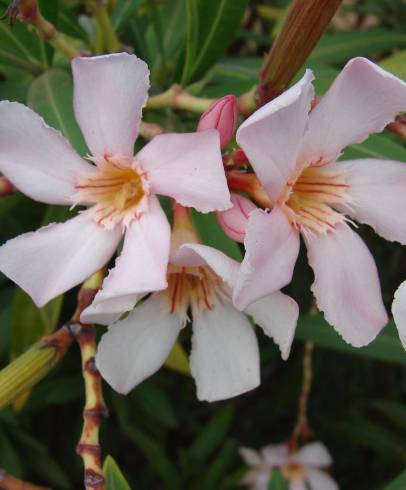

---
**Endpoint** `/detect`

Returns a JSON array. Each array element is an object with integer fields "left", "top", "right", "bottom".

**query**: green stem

[{"left": 87, "top": 0, "right": 120, "bottom": 52}]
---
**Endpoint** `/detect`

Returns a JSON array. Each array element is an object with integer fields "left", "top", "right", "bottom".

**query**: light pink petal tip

[
  {"left": 137, "top": 130, "right": 231, "bottom": 212},
  {"left": 190, "top": 302, "right": 260, "bottom": 402},
  {"left": 72, "top": 53, "right": 149, "bottom": 159},
  {"left": 392, "top": 281, "right": 406, "bottom": 351},
  {"left": 237, "top": 69, "right": 314, "bottom": 201},
  {"left": 233, "top": 207, "right": 300, "bottom": 311},
  {"left": 306, "top": 223, "right": 388, "bottom": 347},
  {"left": 197, "top": 95, "right": 237, "bottom": 148},
  {"left": 96, "top": 294, "right": 182, "bottom": 394},
  {"left": 0, "top": 101, "right": 91, "bottom": 204},
  {"left": 217, "top": 193, "right": 257, "bottom": 243},
  {"left": 306, "top": 469, "right": 339, "bottom": 490},
  {"left": 295, "top": 442, "right": 332, "bottom": 467},
  {"left": 0, "top": 211, "right": 121, "bottom": 307},
  {"left": 333, "top": 159, "right": 406, "bottom": 245},
  {"left": 301, "top": 57, "right": 406, "bottom": 164}
]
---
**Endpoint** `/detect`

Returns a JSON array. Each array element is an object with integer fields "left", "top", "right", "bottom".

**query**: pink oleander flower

[
  {"left": 84, "top": 213, "right": 298, "bottom": 402},
  {"left": 239, "top": 442, "right": 338, "bottom": 490},
  {"left": 198, "top": 95, "right": 238, "bottom": 148},
  {"left": 222, "top": 57, "right": 406, "bottom": 347},
  {"left": 0, "top": 53, "right": 231, "bottom": 307},
  {"left": 392, "top": 281, "right": 406, "bottom": 351}
]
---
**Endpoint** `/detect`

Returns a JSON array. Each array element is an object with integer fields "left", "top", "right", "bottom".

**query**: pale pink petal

[
  {"left": 197, "top": 95, "right": 237, "bottom": 148},
  {"left": 190, "top": 302, "right": 260, "bottom": 402},
  {"left": 96, "top": 293, "right": 182, "bottom": 394},
  {"left": 217, "top": 194, "right": 257, "bottom": 243},
  {"left": 0, "top": 211, "right": 121, "bottom": 307},
  {"left": 236, "top": 70, "right": 314, "bottom": 201},
  {"left": 392, "top": 281, "right": 406, "bottom": 351},
  {"left": 301, "top": 57, "right": 406, "bottom": 165},
  {"left": 245, "top": 292, "right": 299, "bottom": 360},
  {"left": 72, "top": 53, "right": 149, "bottom": 159},
  {"left": 80, "top": 293, "right": 140, "bottom": 326},
  {"left": 241, "top": 469, "right": 270, "bottom": 490},
  {"left": 239, "top": 447, "right": 264, "bottom": 466},
  {"left": 294, "top": 442, "right": 332, "bottom": 467},
  {"left": 261, "top": 444, "right": 289, "bottom": 466},
  {"left": 175, "top": 243, "right": 239, "bottom": 287},
  {"left": 233, "top": 207, "right": 300, "bottom": 311},
  {"left": 137, "top": 130, "right": 231, "bottom": 212},
  {"left": 0, "top": 101, "right": 92, "bottom": 204},
  {"left": 290, "top": 480, "right": 307, "bottom": 490},
  {"left": 331, "top": 159, "right": 406, "bottom": 245},
  {"left": 306, "top": 469, "right": 338, "bottom": 490},
  {"left": 306, "top": 223, "right": 388, "bottom": 347},
  {"left": 86, "top": 196, "right": 170, "bottom": 320}
]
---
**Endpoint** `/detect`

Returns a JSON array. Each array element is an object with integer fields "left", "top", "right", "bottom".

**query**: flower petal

[
  {"left": 0, "top": 101, "right": 91, "bottom": 204},
  {"left": 72, "top": 53, "right": 149, "bottom": 159},
  {"left": 245, "top": 291, "right": 299, "bottom": 360},
  {"left": 332, "top": 158, "right": 406, "bottom": 245},
  {"left": 83, "top": 196, "right": 170, "bottom": 323},
  {"left": 190, "top": 302, "right": 260, "bottom": 402},
  {"left": 306, "top": 223, "right": 388, "bottom": 347},
  {"left": 239, "top": 447, "right": 264, "bottom": 466},
  {"left": 290, "top": 480, "right": 307, "bottom": 490},
  {"left": 96, "top": 293, "right": 182, "bottom": 394},
  {"left": 392, "top": 281, "right": 406, "bottom": 351},
  {"left": 306, "top": 469, "right": 338, "bottom": 490},
  {"left": 233, "top": 207, "right": 300, "bottom": 311},
  {"left": 301, "top": 57, "right": 406, "bottom": 165},
  {"left": 217, "top": 194, "right": 257, "bottom": 243},
  {"left": 261, "top": 444, "right": 289, "bottom": 466},
  {"left": 137, "top": 130, "right": 231, "bottom": 212},
  {"left": 0, "top": 211, "right": 121, "bottom": 307},
  {"left": 80, "top": 293, "right": 140, "bottom": 326},
  {"left": 294, "top": 442, "right": 332, "bottom": 467},
  {"left": 236, "top": 70, "right": 314, "bottom": 201}
]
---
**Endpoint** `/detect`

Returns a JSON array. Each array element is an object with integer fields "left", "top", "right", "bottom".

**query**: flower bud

[
  {"left": 216, "top": 193, "right": 257, "bottom": 243},
  {"left": 198, "top": 95, "right": 237, "bottom": 148}
]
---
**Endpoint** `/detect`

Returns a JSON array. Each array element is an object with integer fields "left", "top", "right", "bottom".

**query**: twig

[
  {"left": 85, "top": 0, "right": 120, "bottom": 53},
  {"left": 290, "top": 341, "right": 314, "bottom": 447},
  {"left": 0, "top": 468, "right": 50, "bottom": 490},
  {"left": 146, "top": 84, "right": 214, "bottom": 113}
]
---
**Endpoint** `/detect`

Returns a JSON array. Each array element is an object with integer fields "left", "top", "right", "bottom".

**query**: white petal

[
  {"left": 0, "top": 211, "right": 121, "bottom": 307},
  {"left": 190, "top": 302, "right": 260, "bottom": 402},
  {"left": 137, "top": 130, "right": 231, "bottom": 212},
  {"left": 239, "top": 447, "right": 263, "bottom": 466},
  {"left": 301, "top": 57, "right": 406, "bottom": 165},
  {"left": 294, "top": 442, "right": 332, "bottom": 467},
  {"left": 96, "top": 293, "right": 182, "bottom": 394},
  {"left": 233, "top": 207, "right": 300, "bottom": 311},
  {"left": 0, "top": 101, "right": 91, "bottom": 204},
  {"left": 80, "top": 293, "right": 140, "bottom": 326},
  {"left": 245, "top": 292, "right": 299, "bottom": 360},
  {"left": 306, "top": 469, "right": 338, "bottom": 490},
  {"left": 290, "top": 480, "right": 307, "bottom": 490},
  {"left": 261, "top": 444, "right": 289, "bottom": 466},
  {"left": 84, "top": 196, "right": 170, "bottom": 323},
  {"left": 332, "top": 158, "right": 406, "bottom": 245},
  {"left": 306, "top": 223, "right": 388, "bottom": 347},
  {"left": 237, "top": 70, "right": 314, "bottom": 201},
  {"left": 392, "top": 281, "right": 406, "bottom": 351},
  {"left": 72, "top": 53, "right": 149, "bottom": 159}
]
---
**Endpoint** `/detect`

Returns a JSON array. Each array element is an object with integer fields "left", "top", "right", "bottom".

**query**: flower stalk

[
  {"left": 85, "top": 0, "right": 120, "bottom": 53},
  {"left": 257, "top": 0, "right": 342, "bottom": 104},
  {"left": 0, "top": 469, "right": 51, "bottom": 490},
  {"left": 146, "top": 85, "right": 214, "bottom": 113}
]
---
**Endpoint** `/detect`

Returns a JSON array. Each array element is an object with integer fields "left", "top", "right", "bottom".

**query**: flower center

[
  {"left": 162, "top": 264, "right": 226, "bottom": 323},
  {"left": 282, "top": 164, "right": 351, "bottom": 235},
  {"left": 74, "top": 156, "right": 147, "bottom": 230},
  {"left": 281, "top": 462, "right": 306, "bottom": 481}
]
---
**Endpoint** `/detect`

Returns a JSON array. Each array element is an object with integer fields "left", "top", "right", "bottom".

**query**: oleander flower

[
  {"left": 86, "top": 212, "right": 298, "bottom": 402},
  {"left": 222, "top": 57, "right": 406, "bottom": 347},
  {"left": 0, "top": 53, "right": 231, "bottom": 307},
  {"left": 239, "top": 442, "right": 338, "bottom": 490},
  {"left": 392, "top": 281, "right": 406, "bottom": 351}
]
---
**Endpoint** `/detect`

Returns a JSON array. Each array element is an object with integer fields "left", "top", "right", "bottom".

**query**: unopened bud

[
  {"left": 198, "top": 95, "right": 237, "bottom": 148},
  {"left": 216, "top": 194, "right": 256, "bottom": 243}
]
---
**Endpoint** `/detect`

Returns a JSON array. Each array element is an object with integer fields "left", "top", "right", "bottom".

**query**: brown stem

[
  {"left": 258, "top": 0, "right": 342, "bottom": 105},
  {"left": 0, "top": 469, "right": 50, "bottom": 490},
  {"left": 387, "top": 116, "right": 406, "bottom": 140},
  {"left": 290, "top": 341, "right": 314, "bottom": 447},
  {"left": 0, "top": 177, "right": 16, "bottom": 197}
]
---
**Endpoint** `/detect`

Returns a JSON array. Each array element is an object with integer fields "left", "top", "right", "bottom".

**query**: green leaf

[
  {"left": 296, "top": 316, "right": 406, "bottom": 364},
  {"left": 372, "top": 400, "right": 406, "bottom": 431},
  {"left": 380, "top": 50, "right": 406, "bottom": 81},
  {"left": 103, "top": 455, "right": 132, "bottom": 490},
  {"left": 342, "top": 133, "right": 406, "bottom": 161},
  {"left": 164, "top": 341, "right": 191, "bottom": 376},
  {"left": 112, "top": 0, "right": 143, "bottom": 33},
  {"left": 268, "top": 469, "right": 289, "bottom": 490},
  {"left": 384, "top": 469, "right": 406, "bottom": 490},
  {"left": 0, "top": 432, "right": 23, "bottom": 477},
  {"left": 191, "top": 210, "right": 242, "bottom": 261},
  {"left": 309, "top": 29, "right": 406, "bottom": 65},
  {"left": 181, "top": 0, "right": 249, "bottom": 83},
  {"left": 131, "top": 383, "right": 179, "bottom": 429},
  {"left": 27, "top": 69, "right": 87, "bottom": 155}
]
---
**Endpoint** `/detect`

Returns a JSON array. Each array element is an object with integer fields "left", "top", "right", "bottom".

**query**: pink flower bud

[
  {"left": 216, "top": 193, "right": 257, "bottom": 243},
  {"left": 198, "top": 95, "right": 237, "bottom": 148}
]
